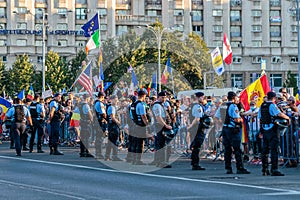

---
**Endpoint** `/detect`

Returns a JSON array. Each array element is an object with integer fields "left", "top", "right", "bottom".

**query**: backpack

[{"left": 14, "top": 105, "right": 25, "bottom": 123}]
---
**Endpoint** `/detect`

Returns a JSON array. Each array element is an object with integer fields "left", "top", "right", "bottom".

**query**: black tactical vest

[
  {"left": 260, "top": 102, "right": 273, "bottom": 125},
  {"left": 29, "top": 102, "right": 39, "bottom": 119},
  {"left": 224, "top": 102, "right": 233, "bottom": 125},
  {"left": 153, "top": 101, "right": 171, "bottom": 125},
  {"left": 130, "top": 100, "right": 145, "bottom": 126},
  {"left": 94, "top": 99, "right": 106, "bottom": 120}
]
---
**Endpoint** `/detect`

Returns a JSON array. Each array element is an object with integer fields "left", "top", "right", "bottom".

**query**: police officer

[
  {"left": 259, "top": 91, "right": 289, "bottom": 176},
  {"left": 187, "top": 92, "right": 206, "bottom": 170},
  {"left": 222, "top": 91, "right": 250, "bottom": 174},
  {"left": 4, "top": 97, "right": 33, "bottom": 156},
  {"left": 130, "top": 90, "right": 150, "bottom": 165},
  {"left": 152, "top": 91, "right": 172, "bottom": 168},
  {"left": 105, "top": 95, "right": 122, "bottom": 161},
  {"left": 48, "top": 93, "right": 64, "bottom": 155},
  {"left": 94, "top": 91, "right": 107, "bottom": 159},
  {"left": 29, "top": 94, "right": 45, "bottom": 153},
  {"left": 79, "top": 94, "right": 94, "bottom": 157}
]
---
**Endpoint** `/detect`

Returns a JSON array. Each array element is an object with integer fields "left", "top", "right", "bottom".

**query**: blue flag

[
  {"left": 131, "top": 70, "right": 138, "bottom": 87},
  {"left": 104, "top": 82, "right": 113, "bottom": 91},
  {"left": 151, "top": 73, "right": 157, "bottom": 89},
  {"left": 17, "top": 89, "right": 25, "bottom": 100},
  {"left": 81, "top": 13, "right": 99, "bottom": 37}
]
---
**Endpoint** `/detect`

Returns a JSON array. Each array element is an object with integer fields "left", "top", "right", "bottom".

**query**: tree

[
  {"left": 45, "top": 51, "right": 68, "bottom": 93},
  {"left": 283, "top": 71, "right": 298, "bottom": 95},
  {"left": 67, "top": 49, "right": 87, "bottom": 89},
  {"left": 8, "top": 54, "right": 34, "bottom": 96}
]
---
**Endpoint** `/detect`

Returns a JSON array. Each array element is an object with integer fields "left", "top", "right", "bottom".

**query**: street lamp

[
  {"left": 38, "top": 8, "right": 46, "bottom": 93},
  {"left": 145, "top": 24, "right": 169, "bottom": 92},
  {"left": 296, "top": 1, "right": 300, "bottom": 90}
]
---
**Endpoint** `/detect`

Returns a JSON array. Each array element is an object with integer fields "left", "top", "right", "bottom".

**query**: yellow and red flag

[{"left": 239, "top": 74, "right": 270, "bottom": 111}]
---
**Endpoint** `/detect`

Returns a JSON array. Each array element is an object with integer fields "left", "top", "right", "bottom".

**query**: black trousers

[
  {"left": 105, "top": 124, "right": 119, "bottom": 158},
  {"left": 29, "top": 119, "right": 44, "bottom": 151},
  {"left": 261, "top": 127, "right": 280, "bottom": 171},
  {"left": 49, "top": 121, "right": 61, "bottom": 150},
  {"left": 80, "top": 122, "right": 91, "bottom": 154},
  {"left": 190, "top": 124, "right": 205, "bottom": 166},
  {"left": 12, "top": 122, "right": 26, "bottom": 155},
  {"left": 222, "top": 126, "right": 244, "bottom": 170}
]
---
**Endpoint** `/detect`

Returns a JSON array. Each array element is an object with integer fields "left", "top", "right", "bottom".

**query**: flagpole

[
  {"left": 171, "top": 67, "right": 175, "bottom": 97},
  {"left": 69, "top": 61, "right": 92, "bottom": 91}
]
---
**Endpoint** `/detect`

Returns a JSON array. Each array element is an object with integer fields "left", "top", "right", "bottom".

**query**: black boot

[{"left": 53, "top": 147, "right": 64, "bottom": 155}]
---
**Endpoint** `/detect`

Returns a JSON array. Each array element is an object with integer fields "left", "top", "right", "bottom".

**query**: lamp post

[
  {"left": 38, "top": 8, "right": 46, "bottom": 93},
  {"left": 145, "top": 25, "right": 168, "bottom": 92},
  {"left": 297, "top": 1, "right": 300, "bottom": 90}
]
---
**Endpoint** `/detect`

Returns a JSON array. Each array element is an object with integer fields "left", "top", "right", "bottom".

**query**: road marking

[
  {"left": 0, "top": 179, "right": 87, "bottom": 200},
  {"left": 0, "top": 155, "right": 299, "bottom": 195}
]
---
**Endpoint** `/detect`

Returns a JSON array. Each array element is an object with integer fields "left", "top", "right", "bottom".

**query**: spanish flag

[{"left": 239, "top": 74, "right": 270, "bottom": 111}]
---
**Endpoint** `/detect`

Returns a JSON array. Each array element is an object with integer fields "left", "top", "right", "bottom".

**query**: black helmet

[
  {"left": 163, "top": 129, "right": 175, "bottom": 140},
  {"left": 274, "top": 118, "right": 288, "bottom": 128},
  {"left": 201, "top": 115, "right": 214, "bottom": 129}
]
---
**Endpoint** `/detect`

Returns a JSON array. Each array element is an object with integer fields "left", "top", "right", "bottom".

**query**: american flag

[{"left": 78, "top": 62, "right": 93, "bottom": 97}]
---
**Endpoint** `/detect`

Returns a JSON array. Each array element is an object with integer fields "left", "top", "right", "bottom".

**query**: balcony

[
  {"left": 0, "top": 0, "right": 6, "bottom": 7},
  {"left": 270, "top": 32, "right": 281, "bottom": 37},
  {"left": 116, "top": 1, "right": 131, "bottom": 10},
  {"left": 231, "top": 32, "right": 241, "bottom": 37},
  {"left": 115, "top": 15, "right": 162, "bottom": 25},
  {"left": 192, "top": 0, "right": 203, "bottom": 9},
  {"left": 270, "top": 16, "right": 281, "bottom": 23},
  {"left": 270, "top": 0, "right": 281, "bottom": 7}
]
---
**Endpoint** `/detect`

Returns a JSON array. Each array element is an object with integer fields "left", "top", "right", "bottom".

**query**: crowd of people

[{"left": 0, "top": 85, "right": 299, "bottom": 175}]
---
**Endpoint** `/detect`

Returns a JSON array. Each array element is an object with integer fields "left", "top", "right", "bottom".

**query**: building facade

[{"left": 0, "top": 0, "right": 298, "bottom": 90}]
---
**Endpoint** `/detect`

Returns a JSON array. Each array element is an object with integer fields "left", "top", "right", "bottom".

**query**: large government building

[{"left": 0, "top": 0, "right": 298, "bottom": 90}]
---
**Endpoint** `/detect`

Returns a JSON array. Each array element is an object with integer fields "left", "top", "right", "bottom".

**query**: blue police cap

[{"left": 195, "top": 92, "right": 204, "bottom": 97}]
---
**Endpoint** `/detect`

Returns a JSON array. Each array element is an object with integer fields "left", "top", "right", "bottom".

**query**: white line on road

[{"left": 1, "top": 155, "right": 299, "bottom": 196}]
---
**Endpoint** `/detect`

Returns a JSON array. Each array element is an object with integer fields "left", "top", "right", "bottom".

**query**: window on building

[
  {"left": 146, "top": 10, "right": 161, "bottom": 17},
  {"left": 100, "top": 24, "right": 107, "bottom": 30},
  {"left": 76, "top": 0, "right": 87, "bottom": 3},
  {"left": 270, "top": 74, "right": 282, "bottom": 88},
  {"left": 54, "top": 0, "right": 66, "bottom": 8},
  {"left": 290, "top": 56, "right": 298, "bottom": 63},
  {"left": 35, "top": 40, "right": 42, "bottom": 46},
  {"left": 212, "top": 25, "right": 222, "bottom": 32},
  {"left": 271, "top": 56, "right": 282, "bottom": 63},
  {"left": 0, "top": 40, "right": 6, "bottom": 46},
  {"left": 57, "top": 8, "right": 67, "bottom": 14},
  {"left": 252, "top": 25, "right": 261, "bottom": 32},
  {"left": 76, "top": 8, "right": 87, "bottom": 20},
  {"left": 0, "top": 23, "right": 5, "bottom": 29},
  {"left": 212, "top": 9, "right": 222, "bottom": 17},
  {"left": 212, "top": 41, "right": 222, "bottom": 47},
  {"left": 291, "top": 41, "right": 297, "bottom": 47},
  {"left": 270, "top": 26, "right": 281, "bottom": 37},
  {"left": 16, "top": 7, "right": 28, "bottom": 14},
  {"left": 173, "top": 25, "right": 184, "bottom": 32},
  {"left": 250, "top": 73, "right": 260, "bottom": 83},
  {"left": 75, "top": 25, "right": 82, "bottom": 30},
  {"left": 251, "top": 10, "right": 261, "bottom": 17},
  {"left": 230, "top": 10, "right": 241, "bottom": 21},
  {"left": 253, "top": 1, "right": 261, "bottom": 6},
  {"left": 213, "top": 0, "right": 222, "bottom": 5},
  {"left": 116, "top": 9, "right": 130, "bottom": 15},
  {"left": 174, "top": 10, "right": 183, "bottom": 16},
  {"left": 58, "top": 40, "right": 67, "bottom": 46},
  {"left": 16, "top": 22, "right": 27, "bottom": 29},
  {"left": 233, "top": 56, "right": 242, "bottom": 64},
  {"left": 291, "top": 25, "right": 297, "bottom": 32},
  {"left": 0, "top": 7, "right": 6, "bottom": 18},
  {"left": 0, "top": 55, "right": 7, "bottom": 62},
  {"left": 231, "top": 41, "right": 241, "bottom": 47},
  {"left": 117, "top": 25, "right": 128, "bottom": 36},
  {"left": 271, "top": 41, "right": 281, "bottom": 47},
  {"left": 76, "top": 41, "right": 85, "bottom": 47},
  {"left": 98, "top": 8, "right": 107, "bottom": 16},
  {"left": 37, "top": 56, "right": 43, "bottom": 63},
  {"left": 17, "top": 39, "right": 27, "bottom": 46},
  {"left": 57, "top": 23, "right": 67, "bottom": 30},
  {"left": 270, "top": 10, "right": 281, "bottom": 22},
  {"left": 270, "top": 0, "right": 281, "bottom": 7},
  {"left": 252, "top": 56, "right": 262, "bottom": 63},
  {"left": 191, "top": 10, "right": 203, "bottom": 22},
  {"left": 230, "top": 26, "right": 241, "bottom": 37},
  {"left": 230, "top": 0, "right": 242, "bottom": 6},
  {"left": 192, "top": 25, "right": 203, "bottom": 37},
  {"left": 116, "top": 0, "right": 130, "bottom": 4},
  {"left": 252, "top": 40, "right": 262, "bottom": 47},
  {"left": 231, "top": 74, "right": 243, "bottom": 88}
]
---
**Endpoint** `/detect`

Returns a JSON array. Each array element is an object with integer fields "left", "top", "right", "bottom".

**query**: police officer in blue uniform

[
  {"left": 188, "top": 92, "right": 206, "bottom": 170},
  {"left": 130, "top": 90, "right": 150, "bottom": 165},
  {"left": 5, "top": 97, "right": 33, "bottom": 156},
  {"left": 79, "top": 94, "right": 94, "bottom": 157},
  {"left": 29, "top": 94, "right": 45, "bottom": 153},
  {"left": 105, "top": 95, "right": 122, "bottom": 161},
  {"left": 259, "top": 91, "right": 289, "bottom": 176},
  {"left": 94, "top": 91, "right": 107, "bottom": 159},
  {"left": 222, "top": 91, "right": 250, "bottom": 174},
  {"left": 48, "top": 93, "right": 64, "bottom": 155},
  {"left": 152, "top": 91, "right": 173, "bottom": 168}
]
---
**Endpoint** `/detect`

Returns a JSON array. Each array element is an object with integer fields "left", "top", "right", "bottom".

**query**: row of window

[
  {"left": 232, "top": 73, "right": 286, "bottom": 89},
  {"left": 231, "top": 56, "right": 299, "bottom": 64}
]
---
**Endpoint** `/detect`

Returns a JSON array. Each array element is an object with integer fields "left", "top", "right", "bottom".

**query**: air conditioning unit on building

[
  {"left": 60, "top": 14, "right": 67, "bottom": 18},
  {"left": 235, "top": 0, "right": 242, "bottom": 6}
]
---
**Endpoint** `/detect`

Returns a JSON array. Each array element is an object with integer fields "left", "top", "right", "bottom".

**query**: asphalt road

[{"left": 1, "top": 142, "right": 300, "bottom": 200}]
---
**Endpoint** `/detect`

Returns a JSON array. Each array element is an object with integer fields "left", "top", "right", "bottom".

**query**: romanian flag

[
  {"left": 0, "top": 97, "right": 12, "bottom": 114},
  {"left": 295, "top": 90, "right": 300, "bottom": 105},
  {"left": 239, "top": 74, "right": 270, "bottom": 111},
  {"left": 70, "top": 112, "right": 80, "bottom": 127},
  {"left": 27, "top": 85, "right": 34, "bottom": 100},
  {"left": 161, "top": 57, "right": 172, "bottom": 85},
  {"left": 98, "top": 49, "right": 104, "bottom": 92}
]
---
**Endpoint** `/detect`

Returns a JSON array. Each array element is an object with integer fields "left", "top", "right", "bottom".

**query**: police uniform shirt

[
  {"left": 152, "top": 101, "right": 166, "bottom": 118},
  {"left": 49, "top": 100, "right": 59, "bottom": 112},
  {"left": 29, "top": 102, "right": 44, "bottom": 120},
  {"left": 164, "top": 101, "right": 171, "bottom": 109},
  {"left": 214, "top": 107, "right": 221, "bottom": 120},
  {"left": 258, "top": 102, "right": 281, "bottom": 130},
  {"left": 136, "top": 102, "right": 146, "bottom": 116},
  {"left": 94, "top": 100, "right": 106, "bottom": 115},
  {"left": 82, "top": 103, "right": 91, "bottom": 115},
  {"left": 227, "top": 104, "right": 240, "bottom": 128},
  {"left": 6, "top": 104, "right": 31, "bottom": 121},
  {"left": 192, "top": 103, "right": 204, "bottom": 119},
  {"left": 107, "top": 105, "right": 116, "bottom": 118}
]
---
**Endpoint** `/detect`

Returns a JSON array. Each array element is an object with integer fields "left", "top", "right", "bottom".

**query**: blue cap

[{"left": 195, "top": 92, "right": 204, "bottom": 97}]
